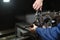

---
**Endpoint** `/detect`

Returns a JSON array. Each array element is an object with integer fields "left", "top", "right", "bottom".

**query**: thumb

[
  {"left": 33, "top": 24, "right": 36, "bottom": 26},
  {"left": 40, "top": 6, "right": 42, "bottom": 11},
  {"left": 32, "top": 24, "right": 37, "bottom": 30}
]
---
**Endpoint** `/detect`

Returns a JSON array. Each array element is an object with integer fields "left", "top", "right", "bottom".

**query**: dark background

[
  {"left": 0, "top": 0, "right": 15, "bottom": 30},
  {"left": 0, "top": 0, "right": 60, "bottom": 30}
]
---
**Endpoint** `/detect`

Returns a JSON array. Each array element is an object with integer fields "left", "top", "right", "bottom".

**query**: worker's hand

[
  {"left": 33, "top": 0, "right": 43, "bottom": 11},
  {"left": 29, "top": 24, "right": 37, "bottom": 33}
]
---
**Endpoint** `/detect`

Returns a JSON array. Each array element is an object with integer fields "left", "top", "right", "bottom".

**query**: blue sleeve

[
  {"left": 57, "top": 23, "right": 60, "bottom": 33},
  {"left": 35, "top": 27, "right": 41, "bottom": 36},
  {"left": 36, "top": 27, "right": 40, "bottom": 33},
  {"left": 57, "top": 23, "right": 60, "bottom": 29}
]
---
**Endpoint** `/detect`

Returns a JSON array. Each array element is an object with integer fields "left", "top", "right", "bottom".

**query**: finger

[
  {"left": 36, "top": 5, "right": 40, "bottom": 10},
  {"left": 33, "top": 1, "right": 38, "bottom": 9},
  {"left": 29, "top": 27, "right": 34, "bottom": 30},
  {"left": 40, "top": 6, "right": 42, "bottom": 11},
  {"left": 33, "top": 24, "right": 37, "bottom": 28},
  {"left": 33, "top": 1, "right": 36, "bottom": 8},
  {"left": 40, "top": 2, "right": 43, "bottom": 11},
  {"left": 34, "top": 4, "right": 38, "bottom": 10},
  {"left": 33, "top": 24, "right": 36, "bottom": 26}
]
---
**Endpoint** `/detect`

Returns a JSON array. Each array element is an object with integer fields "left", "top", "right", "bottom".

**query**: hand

[
  {"left": 29, "top": 24, "right": 37, "bottom": 32},
  {"left": 29, "top": 24, "right": 37, "bottom": 30},
  {"left": 33, "top": 0, "right": 43, "bottom": 11}
]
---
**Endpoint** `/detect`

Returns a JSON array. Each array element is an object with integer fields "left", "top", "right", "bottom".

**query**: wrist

[{"left": 36, "top": 0, "right": 43, "bottom": 2}]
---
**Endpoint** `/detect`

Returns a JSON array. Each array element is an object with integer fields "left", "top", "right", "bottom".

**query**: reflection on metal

[{"left": 34, "top": 11, "right": 60, "bottom": 27}]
